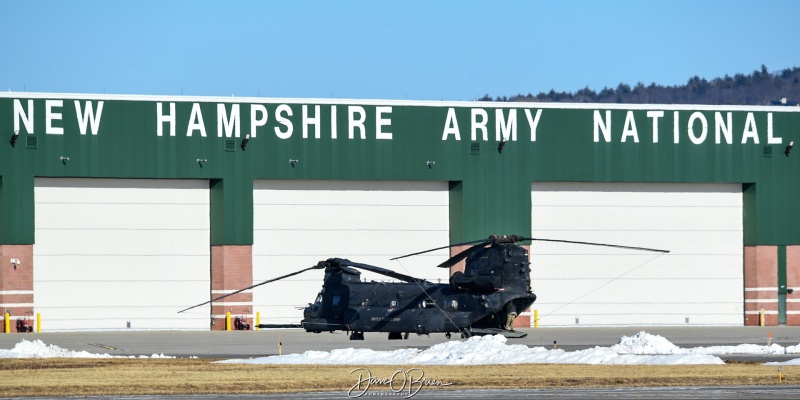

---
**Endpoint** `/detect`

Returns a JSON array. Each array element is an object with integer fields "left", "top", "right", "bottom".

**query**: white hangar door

[
  {"left": 253, "top": 181, "right": 450, "bottom": 325},
  {"left": 530, "top": 182, "right": 743, "bottom": 326},
  {"left": 34, "top": 178, "right": 210, "bottom": 330}
]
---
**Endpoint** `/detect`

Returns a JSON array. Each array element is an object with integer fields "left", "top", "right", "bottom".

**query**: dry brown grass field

[{"left": 0, "top": 359, "right": 795, "bottom": 397}]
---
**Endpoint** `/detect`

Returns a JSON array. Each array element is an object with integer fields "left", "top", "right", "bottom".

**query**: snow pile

[
  {"left": 786, "top": 344, "right": 800, "bottom": 354},
  {"left": 613, "top": 331, "right": 785, "bottom": 355},
  {"left": 611, "top": 331, "right": 681, "bottom": 354},
  {"left": 0, "top": 339, "right": 115, "bottom": 359},
  {"left": 5, "top": 333, "right": 799, "bottom": 365},
  {"left": 0, "top": 339, "right": 173, "bottom": 359},
  {"left": 218, "top": 333, "right": 724, "bottom": 366},
  {"left": 764, "top": 342, "right": 800, "bottom": 365},
  {"left": 684, "top": 343, "right": 786, "bottom": 355},
  {"left": 765, "top": 359, "right": 800, "bottom": 366}
]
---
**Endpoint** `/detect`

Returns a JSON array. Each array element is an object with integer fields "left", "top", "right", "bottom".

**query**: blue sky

[{"left": 1, "top": 1, "right": 798, "bottom": 101}]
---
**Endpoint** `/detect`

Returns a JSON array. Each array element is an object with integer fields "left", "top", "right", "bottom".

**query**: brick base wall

[
  {"left": 448, "top": 244, "right": 470, "bottom": 275},
  {"left": 0, "top": 245, "right": 34, "bottom": 331},
  {"left": 788, "top": 246, "right": 800, "bottom": 325},
  {"left": 743, "top": 245, "right": 784, "bottom": 326},
  {"left": 210, "top": 245, "right": 253, "bottom": 331}
]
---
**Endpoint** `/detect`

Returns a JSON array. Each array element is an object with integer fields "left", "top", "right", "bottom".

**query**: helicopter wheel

[
  {"left": 460, "top": 330, "right": 471, "bottom": 339},
  {"left": 403, "top": 332, "right": 409, "bottom": 340},
  {"left": 349, "top": 332, "right": 365, "bottom": 341},
  {"left": 445, "top": 332, "right": 451, "bottom": 339}
]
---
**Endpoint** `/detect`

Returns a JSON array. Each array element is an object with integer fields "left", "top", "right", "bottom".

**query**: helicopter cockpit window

[
  {"left": 332, "top": 295, "right": 341, "bottom": 307},
  {"left": 315, "top": 294, "right": 323, "bottom": 304}
]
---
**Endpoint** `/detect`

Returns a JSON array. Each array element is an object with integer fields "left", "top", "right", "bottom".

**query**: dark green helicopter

[{"left": 181, "top": 235, "right": 667, "bottom": 340}]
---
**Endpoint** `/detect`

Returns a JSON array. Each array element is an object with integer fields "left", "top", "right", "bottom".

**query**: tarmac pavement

[
  {"left": 1, "top": 325, "right": 798, "bottom": 361},
  {"left": 4, "top": 327, "right": 800, "bottom": 399}
]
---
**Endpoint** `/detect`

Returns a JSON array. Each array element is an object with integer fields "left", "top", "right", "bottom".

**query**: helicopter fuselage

[
  {"left": 181, "top": 234, "right": 665, "bottom": 339},
  {"left": 301, "top": 241, "right": 536, "bottom": 336},
  {"left": 303, "top": 281, "right": 531, "bottom": 334}
]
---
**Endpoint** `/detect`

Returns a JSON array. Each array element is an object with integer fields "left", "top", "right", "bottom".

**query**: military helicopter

[{"left": 180, "top": 234, "right": 668, "bottom": 340}]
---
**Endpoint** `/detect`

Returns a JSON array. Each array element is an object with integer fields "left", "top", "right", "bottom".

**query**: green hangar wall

[{"left": 0, "top": 93, "right": 798, "bottom": 330}]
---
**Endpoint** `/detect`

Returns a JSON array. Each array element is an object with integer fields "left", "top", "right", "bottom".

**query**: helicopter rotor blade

[
  {"left": 335, "top": 258, "right": 432, "bottom": 284},
  {"left": 432, "top": 234, "right": 669, "bottom": 269},
  {"left": 522, "top": 237, "right": 670, "bottom": 254},
  {"left": 433, "top": 238, "right": 494, "bottom": 269},
  {"left": 390, "top": 238, "right": 490, "bottom": 261},
  {"left": 397, "top": 234, "right": 506, "bottom": 270},
  {"left": 177, "top": 265, "right": 318, "bottom": 314}
]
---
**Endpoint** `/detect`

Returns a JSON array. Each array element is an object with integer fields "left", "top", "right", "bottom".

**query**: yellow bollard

[
  {"left": 760, "top": 306, "right": 765, "bottom": 327},
  {"left": 4, "top": 312, "right": 9, "bottom": 334},
  {"left": 226, "top": 312, "right": 231, "bottom": 331},
  {"left": 36, "top": 313, "right": 41, "bottom": 333},
  {"left": 534, "top": 309, "right": 539, "bottom": 329},
  {"left": 256, "top": 312, "right": 261, "bottom": 331}
]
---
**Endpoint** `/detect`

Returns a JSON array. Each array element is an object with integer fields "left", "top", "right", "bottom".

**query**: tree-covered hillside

[{"left": 483, "top": 65, "right": 800, "bottom": 106}]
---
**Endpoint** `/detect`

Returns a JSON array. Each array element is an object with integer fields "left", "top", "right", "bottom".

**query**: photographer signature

[{"left": 348, "top": 367, "right": 453, "bottom": 398}]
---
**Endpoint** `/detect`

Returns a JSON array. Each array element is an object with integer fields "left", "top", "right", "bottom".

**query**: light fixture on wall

[
  {"left": 241, "top": 134, "right": 250, "bottom": 151},
  {"left": 10, "top": 130, "right": 19, "bottom": 147},
  {"left": 10, "top": 258, "right": 20, "bottom": 270},
  {"left": 427, "top": 161, "right": 435, "bottom": 169},
  {"left": 289, "top": 159, "right": 299, "bottom": 167},
  {"left": 498, "top": 140, "right": 507, "bottom": 153},
  {"left": 197, "top": 158, "right": 208, "bottom": 167},
  {"left": 60, "top": 156, "right": 70, "bottom": 164},
  {"left": 786, "top": 141, "right": 794, "bottom": 157}
]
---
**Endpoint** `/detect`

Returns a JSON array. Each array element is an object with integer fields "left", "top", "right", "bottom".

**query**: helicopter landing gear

[
  {"left": 445, "top": 332, "right": 451, "bottom": 339},
  {"left": 349, "top": 332, "right": 365, "bottom": 340},
  {"left": 460, "top": 329, "right": 471, "bottom": 339},
  {"left": 388, "top": 332, "right": 410, "bottom": 340}
]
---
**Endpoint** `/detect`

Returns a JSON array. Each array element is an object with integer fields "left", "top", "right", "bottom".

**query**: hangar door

[
  {"left": 531, "top": 182, "right": 743, "bottom": 326},
  {"left": 253, "top": 181, "right": 449, "bottom": 324},
  {"left": 34, "top": 178, "right": 210, "bottom": 330}
]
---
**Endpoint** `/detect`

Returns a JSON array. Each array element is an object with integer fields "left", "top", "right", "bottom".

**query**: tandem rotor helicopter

[{"left": 180, "top": 235, "right": 668, "bottom": 340}]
